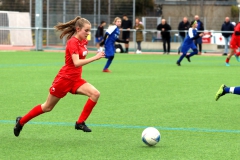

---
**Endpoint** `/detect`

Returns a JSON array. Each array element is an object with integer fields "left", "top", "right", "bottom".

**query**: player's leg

[
  {"left": 14, "top": 94, "right": 60, "bottom": 137},
  {"left": 225, "top": 48, "right": 235, "bottom": 66},
  {"left": 103, "top": 46, "right": 114, "bottom": 72},
  {"left": 103, "top": 56, "right": 114, "bottom": 72},
  {"left": 75, "top": 83, "right": 100, "bottom": 132},
  {"left": 185, "top": 43, "right": 198, "bottom": 62},
  {"left": 176, "top": 45, "right": 189, "bottom": 66},
  {"left": 215, "top": 84, "right": 240, "bottom": 101}
]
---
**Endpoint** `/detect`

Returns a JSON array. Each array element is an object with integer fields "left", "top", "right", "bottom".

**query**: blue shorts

[
  {"left": 95, "top": 37, "right": 103, "bottom": 43},
  {"left": 181, "top": 42, "right": 197, "bottom": 54},
  {"left": 105, "top": 44, "right": 115, "bottom": 58}
]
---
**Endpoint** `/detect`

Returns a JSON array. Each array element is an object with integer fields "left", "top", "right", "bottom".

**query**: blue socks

[
  {"left": 224, "top": 86, "right": 240, "bottom": 95},
  {"left": 103, "top": 56, "right": 114, "bottom": 70}
]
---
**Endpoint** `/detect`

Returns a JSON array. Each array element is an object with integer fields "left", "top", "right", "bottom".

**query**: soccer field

[{"left": 0, "top": 51, "right": 239, "bottom": 160}]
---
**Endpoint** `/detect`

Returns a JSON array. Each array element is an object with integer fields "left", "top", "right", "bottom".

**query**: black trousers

[{"left": 162, "top": 37, "right": 171, "bottom": 53}]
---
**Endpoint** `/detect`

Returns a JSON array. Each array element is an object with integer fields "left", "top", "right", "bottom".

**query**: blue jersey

[
  {"left": 104, "top": 25, "right": 120, "bottom": 57},
  {"left": 181, "top": 28, "right": 198, "bottom": 53}
]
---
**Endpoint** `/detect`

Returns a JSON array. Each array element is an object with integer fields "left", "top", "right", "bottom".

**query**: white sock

[{"left": 229, "top": 87, "right": 235, "bottom": 94}]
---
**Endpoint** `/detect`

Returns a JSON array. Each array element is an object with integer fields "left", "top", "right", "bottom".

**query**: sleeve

[
  {"left": 157, "top": 24, "right": 161, "bottom": 30},
  {"left": 95, "top": 27, "right": 100, "bottom": 37},
  {"left": 129, "top": 21, "right": 132, "bottom": 29},
  {"left": 168, "top": 24, "right": 171, "bottom": 31},
  {"left": 67, "top": 40, "right": 79, "bottom": 55},
  {"left": 178, "top": 22, "right": 181, "bottom": 30},
  {"left": 106, "top": 25, "right": 117, "bottom": 35},
  {"left": 188, "top": 28, "right": 200, "bottom": 40}
]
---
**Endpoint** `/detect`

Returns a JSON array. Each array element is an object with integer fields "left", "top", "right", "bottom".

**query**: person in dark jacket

[
  {"left": 157, "top": 19, "right": 172, "bottom": 54},
  {"left": 121, "top": 15, "right": 132, "bottom": 53},
  {"left": 194, "top": 15, "right": 204, "bottom": 55},
  {"left": 178, "top": 17, "right": 190, "bottom": 54},
  {"left": 221, "top": 17, "right": 234, "bottom": 56}
]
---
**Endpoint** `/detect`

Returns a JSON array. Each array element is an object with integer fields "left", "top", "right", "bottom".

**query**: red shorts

[
  {"left": 230, "top": 38, "right": 240, "bottom": 50},
  {"left": 49, "top": 75, "right": 87, "bottom": 98}
]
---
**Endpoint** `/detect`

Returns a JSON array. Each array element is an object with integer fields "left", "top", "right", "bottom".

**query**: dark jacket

[
  {"left": 178, "top": 21, "right": 190, "bottom": 37},
  {"left": 196, "top": 20, "right": 204, "bottom": 33},
  {"left": 221, "top": 21, "right": 234, "bottom": 38},
  {"left": 156, "top": 23, "right": 171, "bottom": 38},
  {"left": 95, "top": 26, "right": 104, "bottom": 38}
]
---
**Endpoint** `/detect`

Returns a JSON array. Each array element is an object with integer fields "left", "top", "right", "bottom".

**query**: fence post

[{"left": 35, "top": 0, "right": 43, "bottom": 51}]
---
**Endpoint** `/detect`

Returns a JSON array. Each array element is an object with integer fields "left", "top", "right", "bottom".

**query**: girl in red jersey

[
  {"left": 225, "top": 22, "right": 240, "bottom": 66},
  {"left": 13, "top": 16, "right": 105, "bottom": 137}
]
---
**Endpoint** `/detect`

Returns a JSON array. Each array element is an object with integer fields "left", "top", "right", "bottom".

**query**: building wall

[{"left": 161, "top": 5, "right": 237, "bottom": 31}]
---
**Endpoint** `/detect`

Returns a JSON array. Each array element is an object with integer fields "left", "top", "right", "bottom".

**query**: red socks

[
  {"left": 19, "top": 99, "right": 96, "bottom": 126},
  {"left": 19, "top": 104, "right": 44, "bottom": 126},
  {"left": 77, "top": 98, "right": 97, "bottom": 124},
  {"left": 226, "top": 58, "right": 230, "bottom": 63}
]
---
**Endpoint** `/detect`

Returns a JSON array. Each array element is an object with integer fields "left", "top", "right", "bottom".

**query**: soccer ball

[
  {"left": 116, "top": 48, "right": 121, "bottom": 53},
  {"left": 141, "top": 127, "right": 161, "bottom": 146}
]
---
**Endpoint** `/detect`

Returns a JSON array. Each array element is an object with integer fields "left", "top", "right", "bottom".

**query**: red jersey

[
  {"left": 232, "top": 22, "right": 240, "bottom": 40},
  {"left": 230, "top": 22, "right": 240, "bottom": 50},
  {"left": 57, "top": 37, "right": 88, "bottom": 81}
]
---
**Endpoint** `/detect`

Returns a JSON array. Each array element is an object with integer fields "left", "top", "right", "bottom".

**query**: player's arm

[
  {"left": 72, "top": 52, "right": 105, "bottom": 67},
  {"left": 116, "top": 38, "right": 128, "bottom": 44}
]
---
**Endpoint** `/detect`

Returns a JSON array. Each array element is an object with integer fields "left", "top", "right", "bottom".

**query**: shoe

[
  {"left": 222, "top": 53, "right": 227, "bottom": 56},
  {"left": 235, "top": 54, "right": 240, "bottom": 62},
  {"left": 163, "top": 52, "right": 166, "bottom": 54},
  {"left": 14, "top": 117, "right": 23, "bottom": 137},
  {"left": 186, "top": 55, "right": 191, "bottom": 62},
  {"left": 215, "top": 84, "right": 226, "bottom": 101},
  {"left": 176, "top": 62, "right": 181, "bottom": 66},
  {"left": 103, "top": 69, "right": 111, "bottom": 72},
  {"left": 198, "top": 52, "right": 202, "bottom": 55},
  {"left": 75, "top": 122, "right": 92, "bottom": 132},
  {"left": 225, "top": 63, "right": 230, "bottom": 67},
  {"left": 136, "top": 50, "right": 141, "bottom": 54}
]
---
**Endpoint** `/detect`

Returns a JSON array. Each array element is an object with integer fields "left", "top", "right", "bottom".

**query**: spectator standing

[
  {"left": 133, "top": 18, "right": 144, "bottom": 54},
  {"left": 95, "top": 21, "right": 106, "bottom": 51},
  {"left": 121, "top": 15, "right": 132, "bottom": 53},
  {"left": 177, "top": 17, "right": 190, "bottom": 54},
  {"left": 157, "top": 19, "right": 171, "bottom": 54},
  {"left": 221, "top": 17, "right": 234, "bottom": 56},
  {"left": 194, "top": 15, "right": 204, "bottom": 55}
]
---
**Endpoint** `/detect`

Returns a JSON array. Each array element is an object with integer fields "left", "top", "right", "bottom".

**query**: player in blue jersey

[
  {"left": 100, "top": 17, "right": 128, "bottom": 72},
  {"left": 176, "top": 20, "right": 204, "bottom": 66}
]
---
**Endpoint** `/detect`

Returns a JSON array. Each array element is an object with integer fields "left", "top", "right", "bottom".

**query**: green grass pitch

[{"left": 0, "top": 51, "right": 240, "bottom": 160}]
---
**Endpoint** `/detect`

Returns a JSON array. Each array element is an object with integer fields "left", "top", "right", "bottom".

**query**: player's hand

[
  {"left": 199, "top": 33, "right": 204, "bottom": 37},
  {"left": 95, "top": 50, "right": 105, "bottom": 60}
]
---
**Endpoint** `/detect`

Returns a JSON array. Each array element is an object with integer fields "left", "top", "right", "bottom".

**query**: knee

[
  {"left": 41, "top": 103, "right": 54, "bottom": 112},
  {"left": 91, "top": 90, "right": 100, "bottom": 100},
  {"left": 193, "top": 48, "right": 198, "bottom": 54}
]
